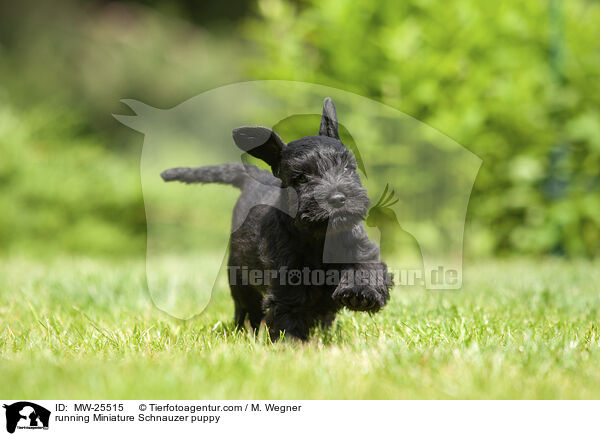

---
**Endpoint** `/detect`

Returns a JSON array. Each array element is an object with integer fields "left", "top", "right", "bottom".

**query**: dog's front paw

[{"left": 332, "top": 283, "right": 387, "bottom": 312}]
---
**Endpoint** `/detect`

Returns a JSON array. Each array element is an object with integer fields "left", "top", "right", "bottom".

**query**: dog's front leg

[{"left": 332, "top": 263, "right": 392, "bottom": 312}]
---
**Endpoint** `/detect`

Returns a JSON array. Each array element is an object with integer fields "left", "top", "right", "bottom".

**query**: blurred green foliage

[
  {"left": 0, "top": 0, "right": 246, "bottom": 256},
  {"left": 0, "top": 104, "right": 145, "bottom": 256},
  {"left": 1, "top": 0, "right": 599, "bottom": 258},
  {"left": 246, "top": 0, "right": 600, "bottom": 257}
]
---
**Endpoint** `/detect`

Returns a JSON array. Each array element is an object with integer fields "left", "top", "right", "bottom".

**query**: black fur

[{"left": 161, "top": 98, "right": 392, "bottom": 341}]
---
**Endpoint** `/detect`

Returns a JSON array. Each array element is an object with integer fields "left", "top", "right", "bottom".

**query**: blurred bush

[
  {"left": 245, "top": 0, "right": 600, "bottom": 257},
  {"left": 0, "top": 0, "right": 246, "bottom": 256},
  {"left": 1, "top": 0, "right": 599, "bottom": 258},
  {"left": 0, "top": 104, "right": 145, "bottom": 256}
]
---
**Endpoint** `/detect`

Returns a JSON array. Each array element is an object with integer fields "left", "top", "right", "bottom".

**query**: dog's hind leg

[
  {"left": 231, "top": 283, "right": 263, "bottom": 331},
  {"left": 247, "top": 307, "right": 263, "bottom": 332},
  {"left": 243, "top": 286, "right": 264, "bottom": 332},
  {"left": 233, "top": 300, "right": 247, "bottom": 330}
]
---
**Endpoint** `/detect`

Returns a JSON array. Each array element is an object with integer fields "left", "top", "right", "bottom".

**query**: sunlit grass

[{"left": 1, "top": 257, "right": 599, "bottom": 399}]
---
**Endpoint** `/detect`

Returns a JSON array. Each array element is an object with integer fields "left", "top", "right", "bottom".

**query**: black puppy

[{"left": 161, "top": 98, "right": 391, "bottom": 341}]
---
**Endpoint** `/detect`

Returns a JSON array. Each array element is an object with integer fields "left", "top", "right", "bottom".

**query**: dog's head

[{"left": 233, "top": 98, "right": 369, "bottom": 233}]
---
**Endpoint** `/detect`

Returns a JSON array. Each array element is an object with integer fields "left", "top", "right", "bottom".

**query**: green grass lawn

[{"left": 1, "top": 256, "right": 599, "bottom": 399}]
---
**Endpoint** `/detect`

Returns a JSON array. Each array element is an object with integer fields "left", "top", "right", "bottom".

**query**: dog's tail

[{"left": 160, "top": 163, "right": 247, "bottom": 189}]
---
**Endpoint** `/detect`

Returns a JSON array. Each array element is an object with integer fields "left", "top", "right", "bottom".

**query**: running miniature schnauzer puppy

[{"left": 161, "top": 98, "right": 391, "bottom": 341}]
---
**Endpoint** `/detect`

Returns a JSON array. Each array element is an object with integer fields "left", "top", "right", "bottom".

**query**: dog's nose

[{"left": 328, "top": 192, "right": 346, "bottom": 208}]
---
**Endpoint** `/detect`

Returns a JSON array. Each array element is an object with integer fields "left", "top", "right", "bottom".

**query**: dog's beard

[
  {"left": 327, "top": 211, "right": 364, "bottom": 231},
  {"left": 296, "top": 202, "right": 367, "bottom": 234},
  {"left": 292, "top": 182, "right": 370, "bottom": 234}
]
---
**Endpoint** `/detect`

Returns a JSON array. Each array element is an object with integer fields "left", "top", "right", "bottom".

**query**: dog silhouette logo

[
  {"left": 114, "top": 81, "right": 481, "bottom": 318},
  {"left": 3, "top": 402, "right": 50, "bottom": 433}
]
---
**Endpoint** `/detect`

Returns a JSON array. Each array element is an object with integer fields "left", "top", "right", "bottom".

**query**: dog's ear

[
  {"left": 232, "top": 126, "right": 286, "bottom": 175},
  {"left": 319, "top": 97, "right": 339, "bottom": 139}
]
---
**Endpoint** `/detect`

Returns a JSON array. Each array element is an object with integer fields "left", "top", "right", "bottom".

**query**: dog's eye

[
  {"left": 344, "top": 166, "right": 353, "bottom": 173},
  {"left": 295, "top": 175, "right": 308, "bottom": 184}
]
